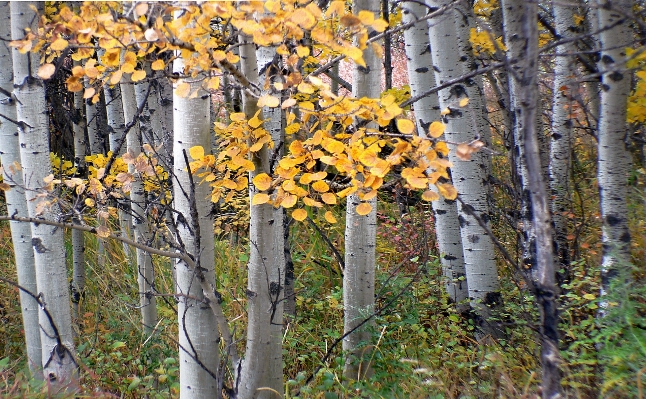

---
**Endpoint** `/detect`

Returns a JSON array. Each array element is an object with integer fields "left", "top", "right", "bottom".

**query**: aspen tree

[
  {"left": 173, "top": 41, "right": 220, "bottom": 399},
  {"left": 0, "top": 0, "right": 41, "bottom": 374},
  {"left": 343, "top": 0, "right": 381, "bottom": 380},
  {"left": 402, "top": 1, "right": 468, "bottom": 309},
  {"left": 426, "top": 0, "right": 502, "bottom": 338},
  {"left": 10, "top": 1, "right": 77, "bottom": 387},
  {"left": 237, "top": 21, "right": 285, "bottom": 399},
  {"left": 596, "top": 0, "right": 632, "bottom": 291}
]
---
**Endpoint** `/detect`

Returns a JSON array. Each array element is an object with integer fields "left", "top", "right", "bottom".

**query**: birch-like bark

[
  {"left": 501, "top": 0, "right": 562, "bottom": 395},
  {"left": 122, "top": 79, "right": 158, "bottom": 333},
  {"left": 426, "top": 0, "right": 501, "bottom": 338},
  {"left": 402, "top": 2, "right": 468, "bottom": 310},
  {"left": 0, "top": 1, "right": 41, "bottom": 374},
  {"left": 237, "top": 32, "right": 285, "bottom": 399},
  {"left": 10, "top": 1, "right": 77, "bottom": 386},
  {"left": 104, "top": 83, "right": 132, "bottom": 258},
  {"left": 343, "top": 0, "right": 381, "bottom": 380},
  {"left": 596, "top": 0, "right": 632, "bottom": 292},
  {"left": 71, "top": 72, "right": 86, "bottom": 322},
  {"left": 173, "top": 55, "right": 220, "bottom": 399},
  {"left": 501, "top": 0, "right": 537, "bottom": 278},
  {"left": 550, "top": 0, "right": 579, "bottom": 279}
]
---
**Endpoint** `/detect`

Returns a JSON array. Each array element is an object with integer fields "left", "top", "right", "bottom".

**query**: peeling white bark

[
  {"left": 402, "top": 1, "right": 469, "bottom": 310},
  {"left": 426, "top": 0, "right": 501, "bottom": 338},
  {"left": 10, "top": 1, "right": 77, "bottom": 387},
  {"left": 596, "top": 0, "right": 632, "bottom": 291},
  {"left": 237, "top": 31, "right": 285, "bottom": 399},
  {"left": 173, "top": 55, "right": 220, "bottom": 399},
  {"left": 121, "top": 79, "right": 158, "bottom": 333},
  {"left": 0, "top": 1, "right": 41, "bottom": 374},
  {"left": 343, "top": 0, "right": 381, "bottom": 380}
]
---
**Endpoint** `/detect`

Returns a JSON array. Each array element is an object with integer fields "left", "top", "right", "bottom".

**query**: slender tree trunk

[
  {"left": 343, "top": 0, "right": 381, "bottom": 380},
  {"left": 104, "top": 83, "right": 132, "bottom": 258},
  {"left": 71, "top": 76, "right": 86, "bottom": 323},
  {"left": 402, "top": 1, "right": 469, "bottom": 311},
  {"left": 0, "top": 1, "right": 41, "bottom": 374},
  {"left": 501, "top": 0, "right": 537, "bottom": 279},
  {"left": 10, "top": 1, "right": 77, "bottom": 387},
  {"left": 426, "top": 0, "right": 502, "bottom": 338},
  {"left": 237, "top": 31, "right": 285, "bottom": 399},
  {"left": 122, "top": 79, "right": 158, "bottom": 334},
  {"left": 501, "top": 0, "right": 562, "bottom": 395},
  {"left": 550, "top": 0, "right": 579, "bottom": 282},
  {"left": 596, "top": 0, "right": 632, "bottom": 292},
  {"left": 173, "top": 55, "right": 220, "bottom": 399}
]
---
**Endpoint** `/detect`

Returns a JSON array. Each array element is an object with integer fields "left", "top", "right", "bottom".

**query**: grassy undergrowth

[{"left": 0, "top": 197, "right": 644, "bottom": 398}]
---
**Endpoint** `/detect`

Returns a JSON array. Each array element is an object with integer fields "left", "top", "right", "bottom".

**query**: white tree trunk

[
  {"left": 596, "top": 0, "right": 632, "bottom": 291},
  {"left": 402, "top": 1, "right": 469, "bottom": 310},
  {"left": 550, "top": 0, "right": 579, "bottom": 276},
  {"left": 104, "top": 83, "right": 132, "bottom": 257},
  {"left": 121, "top": 79, "right": 158, "bottom": 333},
  {"left": 71, "top": 80, "right": 86, "bottom": 323},
  {"left": 173, "top": 56, "right": 220, "bottom": 399},
  {"left": 10, "top": 1, "right": 77, "bottom": 386},
  {"left": 426, "top": 0, "right": 501, "bottom": 338},
  {"left": 501, "top": 0, "right": 562, "bottom": 394},
  {"left": 0, "top": 1, "right": 41, "bottom": 374},
  {"left": 237, "top": 32, "right": 285, "bottom": 399},
  {"left": 343, "top": 0, "right": 381, "bottom": 380}
]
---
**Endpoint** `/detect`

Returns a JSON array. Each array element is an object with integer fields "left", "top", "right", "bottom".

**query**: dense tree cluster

[{"left": 0, "top": 1, "right": 644, "bottom": 398}]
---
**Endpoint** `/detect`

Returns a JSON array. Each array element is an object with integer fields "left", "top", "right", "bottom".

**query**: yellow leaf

[
  {"left": 0, "top": 182, "right": 11, "bottom": 191},
  {"left": 175, "top": 82, "right": 191, "bottom": 98},
  {"left": 282, "top": 98, "right": 297, "bottom": 109},
  {"left": 421, "top": 190, "right": 440, "bottom": 201},
  {"left": 189, "top": 146, "right": 204, "bottom": 160},
  {"left": 435, "top": 141, "right": 449, "bottom": 156},
  {"left": 281, "top": 194, "right": 297, "bottom": 208},
  {"left": 131, "top": 69, "right": 146, "bottom": 82},
  {"left": 324, "top": 211, "right": 337, "bottom": 223},
  {"left": 292, "top": 208, "right": 308, "bottom": 221},
  {"left": 303, "top": 197, "right": 323, "bottom": 207},
  {"left": 406, "top": 176, "right": 428, "bottom": 189},
  {"left": 428, "top": 121, "right": 446, "bottom": 138},
  {"left": 358, "top": 150, "right": 378, "bottom": 167},
  {"left": 358, "top": 10, "right": 375, "bottom": 25},
  {"left": 440, "top": 107, "right": 450, "bottom": 116},
  {"left": 459, "top": 97, "right": 470, "bottom": 107},
  {"left": 51, "top": 38, "right": 69, "bottom": 51},
  {"left": 371, "top": 18, "right": 389, "bottom": 32},
  {"left": 230, "top": 112, "right": 246, "bottom": 122},
  {"left": 437, "top": 183, "right": 457, "bottom": 200},
  {"left": 252, "top": 193, "right": 270, "bottom": 205},
  {"left": 253, "top": 173, "right": 272, "bottom": 191},
  {"left": 321, "top": 192, "right": 337, "bottom": 204},
  {"left": 258, "top": 94, "right": 280, "bottom": 108},
  {"left": 291, "top": 8, "right": 316, "bottom": 29},
  {"left": 312, "top": 180, "right": 329, "bottom": 193},
  {"left": 83, "top": 87, "right": 96, "bottom": 99},
  {"left": 397, "top": 119, "right": 415, "bottom": 134},
  {"left": 207, "top": 77, "right": 220, "bottom": 90},
  {"left": 110, "top": 70, "right": 123, "bottom": 85},
  {"left": 296, "top": 46, "right": 310, "bottom": 57},
  {"left": 356, "top": 202, "right": 372, "bottom": 216},
  {"left": 37, "top": 63, "right": 56, "bottom": 80},
  {"left": 151, "top": 59, "right": 165, "bottom": 70},
  {"left": 96, "top": 225, "right": 110, "bottom": 238},
  {"left": 85, "top": 198, "right": 95, "bottom": 207},
  {"left": 297, "top": 82, "right": 315, "bottom": 94}
]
